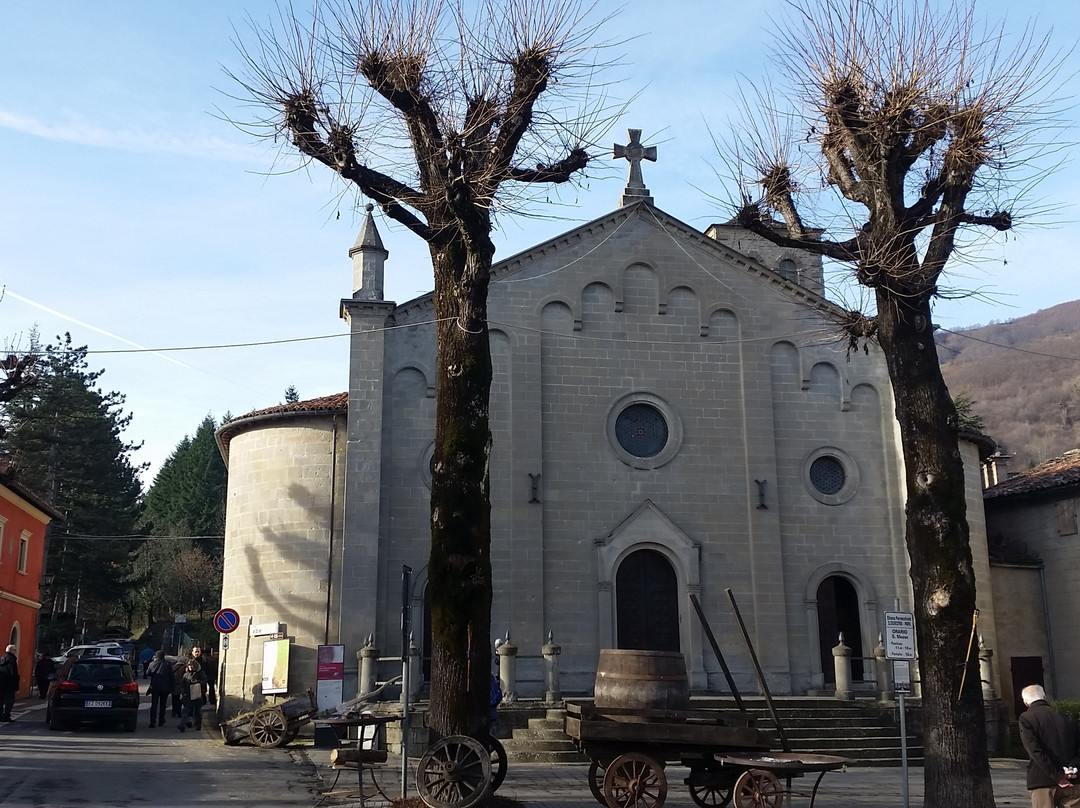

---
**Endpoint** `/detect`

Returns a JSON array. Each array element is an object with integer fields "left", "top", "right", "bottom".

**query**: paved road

[
  {"left": 2, "top": 697, "right": 319, "bottom": 807},
  {"left": 4, "top": 697, "right": 1034, "bottom": 808}
]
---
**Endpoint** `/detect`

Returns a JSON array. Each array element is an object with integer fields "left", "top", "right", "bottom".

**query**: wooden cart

[
  {"left": 221, "top": 689, "right": 319, "bottom": 748},
  {"left": 708, "top": 752, "right": 850, "bottom": 808},
  {"left": 565, "top": 701, "right": 847, "bottom": 808}
]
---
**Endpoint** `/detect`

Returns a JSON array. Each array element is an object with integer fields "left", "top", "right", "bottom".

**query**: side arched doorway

[
  {"left": 817, "top": 575, "right": 863, "bottom": 682},
  {"left": 616, "top": 549, "right": 680, "bottom": 652}
]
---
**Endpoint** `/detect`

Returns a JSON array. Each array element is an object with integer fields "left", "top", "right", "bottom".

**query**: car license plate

[{"left": 85, "top": 700, "right": 112, "bottom": 708}]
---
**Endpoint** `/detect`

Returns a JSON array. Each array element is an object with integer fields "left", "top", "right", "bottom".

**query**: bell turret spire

[{"left": 349, "top": 204, "right": 388, "bottom": 300}]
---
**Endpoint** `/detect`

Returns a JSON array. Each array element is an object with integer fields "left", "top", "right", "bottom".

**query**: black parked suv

[{"left": 46, "top": 656, "right": 140, "bottom": 731}]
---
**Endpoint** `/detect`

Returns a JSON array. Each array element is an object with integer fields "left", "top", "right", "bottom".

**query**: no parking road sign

[{"left": 214, "top": 608, "right": 241, "bottom": 634}]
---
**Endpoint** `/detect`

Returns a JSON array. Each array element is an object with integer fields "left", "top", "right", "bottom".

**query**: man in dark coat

[
  {"left": 34, "top": 653, "right": 56, "bottom": 699},
  {"left": 1019, "top": 684, "right": 1080, "bottom": 808},
  {"left": 146, "top": 650, "right": 175, "bottom": 728},
  {"left": 0, "top": 644, "right": 20, "bottom": 721}
]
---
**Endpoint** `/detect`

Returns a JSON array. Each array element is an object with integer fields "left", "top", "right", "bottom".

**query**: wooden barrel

[{"left": 593, "top": 649, "right": 689, "bottom": 710}]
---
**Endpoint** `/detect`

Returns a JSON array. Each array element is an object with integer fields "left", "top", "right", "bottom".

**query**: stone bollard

[
  {"left": 497, "top": 633, "right": 518, "bottom": 703},
  {"left": 873, "top": 634, "right": 891, "bottom": 701},
  {"left": 979, "top": 636, "right": 997, "bottom": 700},
  {"left": 359, "top": 634, "right": 378, "bottom": 697},
  {"left": 542, "top": 631, "right": 562, "bottom": 703},
  {"left": 833, "top": 634, "right": 852, "bottom": 700}
]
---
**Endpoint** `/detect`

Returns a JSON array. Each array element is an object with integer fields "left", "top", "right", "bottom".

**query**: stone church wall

[{"left": 219, "top": 415, "right": 347, "bottom": 709}]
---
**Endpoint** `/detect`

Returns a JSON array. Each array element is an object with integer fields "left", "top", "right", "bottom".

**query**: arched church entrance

[
  {"left": 816, "top": 575, "right": 863, "bottom": 682},
  {"left": 616, "top": 549, "right": 680, "bottom": 652}
]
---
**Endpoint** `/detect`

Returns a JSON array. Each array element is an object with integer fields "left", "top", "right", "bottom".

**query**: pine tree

[
  {"left": 130, "top": 415, "right": 226, "bottom": 622},
  {"left": 141, "top": 415, "right": 226, "bottom": 539},
  {"left": 1, "top": 333, "right": 144, "bottom": 638}
]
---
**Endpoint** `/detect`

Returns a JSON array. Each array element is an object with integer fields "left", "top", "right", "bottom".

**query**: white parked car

[{"left": 52, "top": 644, "right": 126, "bottom": 664}]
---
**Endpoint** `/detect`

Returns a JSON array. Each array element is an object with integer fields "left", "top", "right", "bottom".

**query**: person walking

[
  {"left": 138, "top": 645, "right": 155, "bottom": 679},
  {"left": 1019, "top": 684, "right": 1080, "bottom": 808},
  {"left": 146, "top": 650, "right": 175, "bottom": 728},
  {"left": 178, "top": 660, "right": 208, "bottom": 732},
  {"left": 201, "top": 648, "right": 218, "bottom": 704},
  {"left": 0, "top": 644, "right": 20, "bottom": 721},
  {"left": 33, "top": 653, "right": 56, "bottom": 699},
  {"left": 170, "top": 655, "right": 187, "bottom": 717}
]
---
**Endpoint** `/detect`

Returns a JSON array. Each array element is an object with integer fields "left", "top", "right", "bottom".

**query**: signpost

[
  {"left": 213, "top": 608, "right": 241, "bottom": 718},
  {"left": 884, "top": 611, "right": 916, "bottom": 660},
  {"left": 213, "top": 608, "right": 241, "bottom": 635},
  {"left": 884, "top": 610, "right": 915, "bottom": 808}
]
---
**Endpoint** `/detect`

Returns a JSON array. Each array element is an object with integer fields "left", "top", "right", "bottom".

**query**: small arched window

[{"left": 778, "top": 258, "right": 798, "bottom": 282}]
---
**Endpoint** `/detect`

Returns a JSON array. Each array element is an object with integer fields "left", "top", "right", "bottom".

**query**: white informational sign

[
  {"left": 250, "top": 621, "right": 283, "bottom": 637},
  {"left": 316, "top": 644, "right": 345, "bottom": 711},
  {"left": 262, "top": 638, "right": 291, "bottom": 695},
  {"left": 893, "top": 660, "right": 911, "bottom": 694},
  {"left": 884, "top": 611, "right": 916, "bottom": 660}
]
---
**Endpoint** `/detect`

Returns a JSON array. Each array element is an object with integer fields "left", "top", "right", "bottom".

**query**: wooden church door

[
  {"left": 817, "top": 575, "right": 864, "bottom": 682},
  {"left": 616, "top": 549, "right": 680, "bottom": 652}
]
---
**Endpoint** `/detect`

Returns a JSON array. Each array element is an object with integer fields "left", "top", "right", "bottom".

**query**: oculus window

[
  {"left": 607, "top": 393, "right": 683, "bottom": 470},
  {"left": 615, "top": 403, "right": 668, "bottom": 459},
  {"left": 802, "top": 447, "right": 859, "bottom": 505}
]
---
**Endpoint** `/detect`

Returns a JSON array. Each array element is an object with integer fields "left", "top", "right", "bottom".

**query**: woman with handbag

[{"left": 178, "top": 660, "right": 208, "bottom": 732}]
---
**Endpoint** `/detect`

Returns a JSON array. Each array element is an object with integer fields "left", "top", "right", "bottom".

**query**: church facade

[{"left": 216, "top": 153, "right": 999, "bottom": 708}]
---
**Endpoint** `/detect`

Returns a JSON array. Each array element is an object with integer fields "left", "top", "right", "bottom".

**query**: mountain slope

[{"left": 936, "top": 299, "right": 1080, "bottom": 470}]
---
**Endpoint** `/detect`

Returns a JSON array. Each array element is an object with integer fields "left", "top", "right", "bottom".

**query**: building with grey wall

[{"left": 217, "top": 176, "right": 1000, "bottom": 709}]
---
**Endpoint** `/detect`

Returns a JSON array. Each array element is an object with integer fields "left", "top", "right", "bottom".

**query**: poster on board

[
  {"left": 262, "top": 638, "right": 291, "bottom": 695},
  {"left": 316, "top": 644, "right": 345, "bottom": 710}
]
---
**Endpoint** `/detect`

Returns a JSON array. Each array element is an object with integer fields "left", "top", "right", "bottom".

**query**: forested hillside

[{"left": 937, "top": 300, "right": 1080, "bottom": 470}]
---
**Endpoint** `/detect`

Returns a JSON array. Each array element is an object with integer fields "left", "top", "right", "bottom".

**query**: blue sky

[{"left": 2, "top": 1, "right": 1078, "bottom": 484}]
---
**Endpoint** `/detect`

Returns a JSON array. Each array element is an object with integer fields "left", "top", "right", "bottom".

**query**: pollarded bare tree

[
  {"left": 230, "top": 0, "right": 616, "bottom": 739},
  {"left": 722, "top": 1, "right": 1065, "bottom": 805}
]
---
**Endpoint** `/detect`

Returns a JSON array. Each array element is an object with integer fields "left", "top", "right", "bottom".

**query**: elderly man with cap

[{"left": 1020, "top": 684, "right": 1080, "bottom": 808}]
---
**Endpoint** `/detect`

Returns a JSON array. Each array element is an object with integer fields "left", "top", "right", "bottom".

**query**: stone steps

[{"left": 497, "top": 699, "right": 922, "bottom": 767}]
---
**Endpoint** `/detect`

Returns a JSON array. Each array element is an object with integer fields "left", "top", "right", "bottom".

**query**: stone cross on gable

[{"left": 614, "top": 128, "right": 657, "bottom": 207}]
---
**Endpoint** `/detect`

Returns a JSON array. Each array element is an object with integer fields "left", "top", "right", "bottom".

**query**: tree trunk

[
  {"left": 425, "top": 240, "right": 494, "bottom": 740},
  {"left": 874, "top": 288, "right": 993, "bottom": 808}
]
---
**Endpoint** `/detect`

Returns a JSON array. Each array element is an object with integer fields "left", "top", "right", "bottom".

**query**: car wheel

[
  {"left": 47, "top": 709, "right": 64, "bottom": 731},
  {"left": 124, "top": 718, "right": 137, "bottom": 733}
]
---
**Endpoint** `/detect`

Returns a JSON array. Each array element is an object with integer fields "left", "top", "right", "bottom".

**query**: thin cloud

[
  {"left": 2, "top": 288, "right": 191, "bottom": 369},
  {"left": 0, "top": 108, "right": 261, "bottom": 164}
]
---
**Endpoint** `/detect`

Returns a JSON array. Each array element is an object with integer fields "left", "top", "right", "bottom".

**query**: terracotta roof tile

[
  {"left": 984, "top": 449, "right": 1080, "bottom": 500},
  {"left": 215, "top": 392, "right": 348, "bottom": 460},
  {"left": 231, "top": 392, "right": 348, "bottom": 421}
]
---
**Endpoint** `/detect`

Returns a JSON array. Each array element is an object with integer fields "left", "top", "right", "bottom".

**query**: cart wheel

[
  {"left": 283, "top": 726, "right": 300, "bottom": 745},
  {"left": 486, "top": 735, "right": 508, "bottom": 792},
  {"left": 248, "top": 707, "right": 288, "bottom": 748},
  {"left": 732, "top": 769, "right": 783, "bottom": 808},
  {"left": 689, "top": 782, "right": 733, "bottom": 808},
  {"left": 588, "top": 760, "right": 608, "bottom": 805},
  {"left": 416, "top": 735, "right": 492, "bottom": 808},
  {"left": 603, "top": 752, "right": 667, "bottom": 808}
]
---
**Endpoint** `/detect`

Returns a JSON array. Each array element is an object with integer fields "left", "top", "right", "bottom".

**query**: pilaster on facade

[
  {"left": 739, "top": 336, "right": 792, "bottom": 692},
  {"left": 339, "top": 296, "right": 397, "bottom": 655}
]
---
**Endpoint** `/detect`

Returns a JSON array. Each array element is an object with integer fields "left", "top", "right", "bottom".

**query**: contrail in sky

[{"left": 3, "top": 288, "right": 192, "bottom": 369}]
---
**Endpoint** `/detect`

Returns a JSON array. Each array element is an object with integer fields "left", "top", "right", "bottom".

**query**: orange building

[{"left": 0, "top": 469, "right": 63, "bottom": 698}]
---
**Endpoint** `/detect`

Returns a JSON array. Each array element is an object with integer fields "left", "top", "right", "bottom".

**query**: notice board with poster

[
  {"left": 262, "top": 638, "right": 291, "bottom": 695},
  {"left": 316, "top": 644, "right": 345, "bottom": 710}
]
